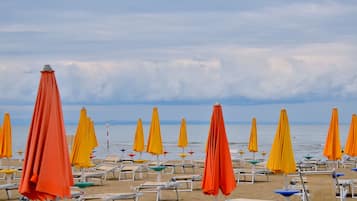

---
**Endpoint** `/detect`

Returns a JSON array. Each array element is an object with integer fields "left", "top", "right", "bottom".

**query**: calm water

[{"left": 12, "top": 124, "right": 350, "bottom": 162}]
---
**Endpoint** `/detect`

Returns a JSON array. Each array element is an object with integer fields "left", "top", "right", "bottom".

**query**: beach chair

[
  {"left": 136, "top": 181, "right": 179, "bottom": 201},
  {"left": 118, "top": 165, "right": 142, "bottom": 181},
  {"left": 226, "top": 199, "right": 273, "bottom": 201},
  {"left": 0, "top": 183, "right": 18, "bottom": 199},
  {"left": 78, "top": 192, "right": 143, "bottom": 201},
  {"left": 102, "top": 155, "right": 121, "bottom": 165},
  {"left": 297, "top": 170, "right": 339, "bottom": 201},
  {"left": 170, "top": 174, "right": 202, "bottom": 191}
]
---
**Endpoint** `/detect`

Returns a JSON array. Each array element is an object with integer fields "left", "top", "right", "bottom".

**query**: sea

[{"left": 11, "top": 124, "right": 350, "bottom": 162}]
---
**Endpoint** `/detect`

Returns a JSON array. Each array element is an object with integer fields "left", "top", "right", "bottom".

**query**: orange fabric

[
  {"left": 146, "top": 107, "right": 164, "bottom": 155},
  {"left": 177, "top": 118, "right": 188, "bottom": 149},
  {"left": 323, "top": 108, "right": 342, "bottom": 160},
  {"left": 19, "top": 68, "right": 73, "bottom": 200},
  {"left": 266, "top": 109, "right": 296, "bottom": 174},
  {"left": 0, "top": 112, "right": 12, "bottom": 158},
  {"left": 201, "top": 104, "right": 236, "bottom": 196},
  {"left": 344, "top": 114, "right": 357, "bottom": 157},
  {"left": 133, "top": 118, "right": 145, "bottom": 152},
  {"left": 248, "top": 117, "right": 258, "bottom": 153}
]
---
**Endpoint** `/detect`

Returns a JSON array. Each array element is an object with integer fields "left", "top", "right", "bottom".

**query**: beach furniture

[
  {"left": 297, "top": 170, "right": 345, "bottom": 201},
  {"left": 170, "top": 174, "right": 202, "bottom": 191},
  {"left": 226, "top": 199, "right": 273, "bottom": 201},
  {"left": 234, "top": 168, "right": 271, "bottom": 184},
  {"left": 0, "top": 183, "right": 18, "bottom": 199},
  {"left": 136, "top": 181, "right": 179, "bottom": 201},
  {"left": 118, "top": 165, "right": 141, "bottom": 181},
  {"left": 79, "top": 192, "right": 143, "bottom": 201}
]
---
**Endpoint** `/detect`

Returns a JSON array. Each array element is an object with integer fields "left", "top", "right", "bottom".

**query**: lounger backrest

[{"left": 302, "top": 170, "right": 336, "bottom": 201}]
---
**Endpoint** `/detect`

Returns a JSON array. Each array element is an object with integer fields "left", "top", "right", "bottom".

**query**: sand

[{"left": 1, "top": 159, "right": 357, "bottom": 201}]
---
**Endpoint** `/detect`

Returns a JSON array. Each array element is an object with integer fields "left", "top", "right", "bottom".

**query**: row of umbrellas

[
  {"left": 133, "top": 113, "right": 189, "bottom": 159},
  {"left": 0, "top": 65, "right": 354, "bottom": 200}
]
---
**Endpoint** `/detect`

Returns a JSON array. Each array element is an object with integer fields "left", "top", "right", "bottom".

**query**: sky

[{"left": 0, "top": 0, "right": 356, "bottom": 125}]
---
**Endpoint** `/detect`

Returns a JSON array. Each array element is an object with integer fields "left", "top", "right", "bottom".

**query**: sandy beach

[{"left": 1, "top": 159, "right": 357, "bottom": 201}]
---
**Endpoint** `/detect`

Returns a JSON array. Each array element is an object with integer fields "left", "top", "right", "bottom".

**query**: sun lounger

[
  {"left": 0, "top": 183, "right": 18, "bottom": 199},
  {"left": 136, "top": 181, "right": 179, "bottom": 201},
  {"left": 234, "top": 168, "right": 270, "bottom": 184},
  {"left": 170, "top": 174, "right": 202, "bottom": 191},
  {"left": 118, "top": 165, "right": 142, "bottom": 181},
  {"left": 226, "top": 199, "right": 273, "bottom": 201},
  {"left": 79, "top": 192, "right": 143, "bottom": 201}
]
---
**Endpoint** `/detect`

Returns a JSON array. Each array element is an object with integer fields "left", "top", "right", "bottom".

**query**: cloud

[{"left": 0, "top": 1, "right": 357, "bottom": 105}]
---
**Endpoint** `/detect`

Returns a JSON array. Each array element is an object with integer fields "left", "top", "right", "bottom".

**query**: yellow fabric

[
  {"left": 248, "top": 117, "right": 258, "bottom": 153},
  {"left": 0, "top": 113, "right": 12, "bottom": 158},
  {"left": 323, "top": 108, "right": 342, "bottom": 160},
  {"left": 146, "top": 107, "right": 163, "bottom": 155},
  {"left": 267, "top": 109, "right": 296, "bottom": 174},
  {"left": 177, "top": 118, "right": 188, "bottom": 149},
  {"left": 133, "top": 118, "right": 145, "bottom": 152},
  {"left": 344, "top": 114, "right": 357, "bottom": 157},
  {"left": 70, "top": 108, "right": 98, "bottom": 168}
]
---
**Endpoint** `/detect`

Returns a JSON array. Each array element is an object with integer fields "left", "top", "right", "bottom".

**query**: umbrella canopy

[
  {"left": 248, "top": 117, "right": 258, "bottom": 153},
  {"left": 177, "top": 118, "right": 188, "bottom": 150},
  {"left": 202, "top": 104, "right": 236, "bottom": 196},
  {"left": 345, "top": 114, "right": 357, "bottom": 157},
  {"left": 266, "top": 109, "right": 296, "bottom": 174},
  {"left": 0, "top": 112, "right": 12, "bottom": 158},
  {"left": 133, "top": 118, "right": 145, "bottom": 153},
  {"left": 19, "top": 65, "right": 73, "bottom": 200},
  {"left": 146, "top": 107, "right": 164, "bottom": 155},
  {"left": 323, "top": 108, "right": 342, "bottom": 160},
  {"left": 70, "top": 107, "right": 98, "bottom": 168}
]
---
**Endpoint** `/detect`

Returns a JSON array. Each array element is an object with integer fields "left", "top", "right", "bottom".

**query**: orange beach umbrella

[
  {"left": 202, "top": 104, "right": 236, "bottom": 196},
  {"left": 177, "top": 118, "right": 188, "bottom": 151},
  {"left": 133, "top": 118, "right": 145, "bottom": 153},
  {"left": 248, "top": 117, "right": 258, "bottom": 154},
  {"left": 344, "top": 114, "right": 357, "bottom": 157},
  {"left": 323, "top": 108, "right": 342, "bottom": 160},
  {"left": 0, "top": 112, "right": 12, "bottom": 158},
  {"left": 266, "top": 109, "right": 296, "bottom": 174},
  {"left": 146, "top": 107, "right": 164, "bottom": 156},
  {"left": 19, "top": 65, "right": 73, "bottom": 200}
]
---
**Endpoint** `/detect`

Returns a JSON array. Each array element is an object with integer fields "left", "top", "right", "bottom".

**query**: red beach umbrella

[
  {"left": 19, "top": 65, "right": 73, "bottom": 200},
  {"left": 202, "top": 104, "right": 236, "bottom": 196}
]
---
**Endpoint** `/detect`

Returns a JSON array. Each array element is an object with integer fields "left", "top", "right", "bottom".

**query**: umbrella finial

[
  {"left": 42, "top": 64, "right": 54, "bottom": 72},
  {"left": 214, "top": 102, "right": 220, "bottom": 106}
]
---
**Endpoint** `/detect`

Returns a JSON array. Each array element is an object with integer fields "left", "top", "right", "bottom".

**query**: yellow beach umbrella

[
  {"left": 146, "top": 107, "right": 164, "bottom": 158},
  {"left": 344, "top": 114, "right": 357, "bottom": 157},
  {"left": 267, "top": 109, "right": 296, "bottom": 174},
  {"left": 323, "top": 108, "right": 342, "bottom": 161},
  {"left": 0, "top": 112, "right": 12, "bottom": 158},
  {"left": 133, "top": 118, "right": 145, "bottom": 154},
  {"left": 88, "top": 118, "right": 98, "bottom": 153},
  {"left": 248, "top": 117, "right": 258, "bottom": 158},
  {"left": 178, "top": 118, "right": 188, "bottom": 151},
  {"left": 70, "top": 107, "right": 98, "bottom": 168}
]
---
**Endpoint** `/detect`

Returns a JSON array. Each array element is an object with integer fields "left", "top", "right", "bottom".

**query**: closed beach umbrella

[
  {"left": 70, "top": 107, "right": 98, "bottom": 168},
  {"left": 146, "top": 107, "right": 164, "bottom": 156},
  {"left": 248, "top": 117, "right": 258, "bottom": 158},
  {"left": 88, "top": 118, "right": 98, "bottom": 154},
  {"left": 19, "top": 65, "right": 73, "bottom": 200},
  {"left": 345, "top": 114, "right": 357, "bottom": 157},
  {"left": 0, "top": 112, "right": 12, "bottom": 158},
  {"left": 133, "top": 118, "right": 145, "bottom": 153},
  {"left": 323, "top": 108, "right": 342, "bottom": 161},
  {"left": 202, "top": 104, "right": 236, "bottom": 196},
  {"left": 178, "top": 118, "right": 188, "bottom": 152},
  {"left": 267, "top": 109, "right": 296, "bottom": 174}
]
